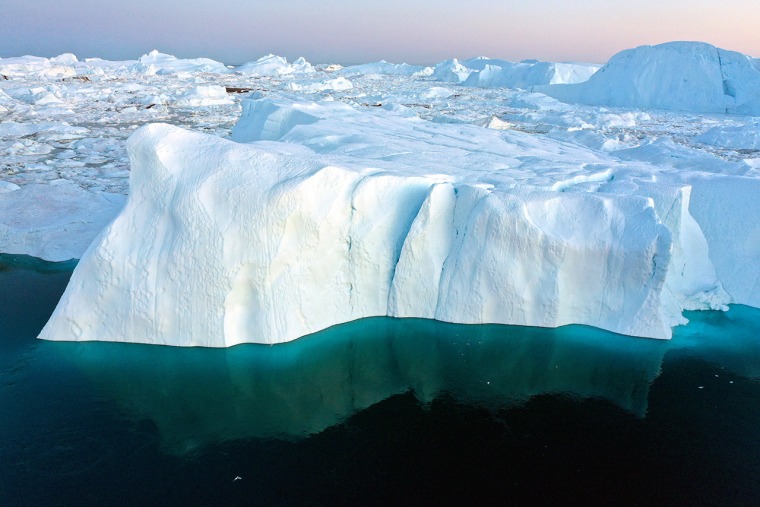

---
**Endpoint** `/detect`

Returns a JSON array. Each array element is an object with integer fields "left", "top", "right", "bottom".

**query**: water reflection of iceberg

[{"left": 53, "top": 318, "right": 671, "bottom": 454}]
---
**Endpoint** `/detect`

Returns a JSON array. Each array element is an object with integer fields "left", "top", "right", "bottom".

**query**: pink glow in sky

[{"left": 2, "top": 0, "right": 759, "bottom": 64}]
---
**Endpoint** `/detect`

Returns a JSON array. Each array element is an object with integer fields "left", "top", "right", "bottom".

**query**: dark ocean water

[{"left": 1, "top": 255, "right": 759, "bottom": 506}]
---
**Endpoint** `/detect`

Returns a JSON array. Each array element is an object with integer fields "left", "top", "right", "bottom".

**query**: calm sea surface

[{"left": 1, "top": 255, "right": 759, "bottom": 506}]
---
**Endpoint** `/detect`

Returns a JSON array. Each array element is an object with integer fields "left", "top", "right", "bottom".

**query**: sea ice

[
  {"left": 0, "top": 181, "right": 124, "bottom": 261},
  {"left": 129, "top": 50, "right": 229, "bottom": 75},
  {"left": 460, "top": 59, "right": 600, "bottom": 88}
]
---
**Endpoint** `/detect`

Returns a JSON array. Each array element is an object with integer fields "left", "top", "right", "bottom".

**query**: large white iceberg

[
  {"left": 236, "top": 54, "right": 315, "bottom": 76},
  {"left": 461, "top": 59, "right": 600, "bottom": 88},
  {"left": 129, "top": 50, "right": 229, "bottom": 75},
  {"left": 429, "top": 57, "right": 600, "bottom": 87},
  {"left": 535, "top": 41, "right": 760, "bottom": 115},
  {"left": 39, "top": 97, "right": 745, "bottom": 347},
  {"left": 0, "top": 54, "right": 78, "bottom": 79}
]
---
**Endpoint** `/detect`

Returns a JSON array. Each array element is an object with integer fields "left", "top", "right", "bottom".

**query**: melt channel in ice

[{"left": 39, "top": 95, "right": 740, "bottom": 347}]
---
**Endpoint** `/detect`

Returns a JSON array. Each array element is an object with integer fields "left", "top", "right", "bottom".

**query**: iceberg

[
  {"left": 129, "top": 50, "right": 229, "bottom": 75},
  {"left": 461, "top": 59, "right": 600, "bottom": 88},
  {"left": 39, "top": 97, "right": 744, "bottom": 347},
  {"left": 236, "top": 54, "right": 315, "bottom": 76},
  {"left": 0, "top": 54, "right": 77, "bottom": 79},
  {"left": 535, "top": 41, "right": 760, "bottom": 115}
]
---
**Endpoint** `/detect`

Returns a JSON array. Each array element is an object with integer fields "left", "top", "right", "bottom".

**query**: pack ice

[{"left": 40, "top": 94, "right": 747, "bottom": 347}]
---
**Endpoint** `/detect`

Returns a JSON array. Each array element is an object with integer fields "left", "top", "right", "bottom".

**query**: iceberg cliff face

[{"left": 39, "top": 98, "right": 738, "bottom": 346}]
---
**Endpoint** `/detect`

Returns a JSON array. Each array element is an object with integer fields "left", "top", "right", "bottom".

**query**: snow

[
  {"left": 0, "top": 55, "right": 77, "bottom": 78},
  {"left": 431, "top": 59, "right": 472, "bottom": 83},
  {"left": 287, "top": 77, "right": 353, "bottom": 93},
  {"left": 536, "top": 41, "right": 760, "bottom": 115},
  {"left": 338, "top": 60, "right": 431, "bottom": 77},
  {"left": 0, "top": 44, "right": 757, "bottom": 346}
]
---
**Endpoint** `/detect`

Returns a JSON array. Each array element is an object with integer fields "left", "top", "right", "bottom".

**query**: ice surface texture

[{"left": 40, "top": 97, "right": 746, "bottom": 346}]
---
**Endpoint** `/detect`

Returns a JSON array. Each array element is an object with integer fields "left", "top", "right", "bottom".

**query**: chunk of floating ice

[{"left": 39, "top": 101, "right": 742, "bottom": 346}]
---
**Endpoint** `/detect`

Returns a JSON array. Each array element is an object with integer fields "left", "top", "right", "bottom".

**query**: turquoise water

[{"left": 1, "top": 255, "right": 759, "bottom": 505}]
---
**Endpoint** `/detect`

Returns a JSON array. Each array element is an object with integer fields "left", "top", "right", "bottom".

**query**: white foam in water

[{"left": 0, "top": 42, "right": 757, "bottom": 346}]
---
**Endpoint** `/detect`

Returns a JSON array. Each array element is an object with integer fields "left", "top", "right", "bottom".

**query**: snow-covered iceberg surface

[
  {"left": 535, "top": 41, "right": 760, "bottom": 115},
  {"left": 40, "top": 96, "right": 746, "bottom": 347}
]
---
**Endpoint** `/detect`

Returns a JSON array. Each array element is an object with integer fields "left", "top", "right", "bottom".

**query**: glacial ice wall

[{"left": 40, "top": 98, "right": 738, "bottom": 346}]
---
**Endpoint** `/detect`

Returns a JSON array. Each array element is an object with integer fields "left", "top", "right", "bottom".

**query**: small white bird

[{"left": 234, "top": 476, "right": 243, "bottom": 482}]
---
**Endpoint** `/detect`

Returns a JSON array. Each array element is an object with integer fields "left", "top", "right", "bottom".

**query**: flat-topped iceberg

[
  {"left": 461, "top": 58, "right": 600, "bottom": 88},
  {"left": 535, "top": 41, "right": 760, "bottom": 115},
  {"left": 129, "top": 50, "right": 229, "bottom": 75},
  {"left": 236, "top": 54, "right": 315, "bottom": 76},
  {"left": 0, "top": 54, "right": 78, "bottom": 79},
  {"left": 39, "top": 97, "right": 747, "bottom": 347}
]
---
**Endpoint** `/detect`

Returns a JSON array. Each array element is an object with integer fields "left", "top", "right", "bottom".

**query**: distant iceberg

[
  {"left": 236, "top": 54, "right": 315, "bottom": 76},
  {"left": 129, "top": 50, "right": 229, "bottom": 75},
  {"left": 430, "top": 57, "right": 600, "bottom": 88},
  {"left": 0, "top": 54, "right": 78, "bottom": 79},
  {"left": 534, "top": 41, "right": 760, "bottom": 115},
  {"left": 338, "top": 60, "right": 432, "bottom": 77}
]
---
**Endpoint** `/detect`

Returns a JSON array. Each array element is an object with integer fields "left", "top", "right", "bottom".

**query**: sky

[{"left": 2, "top": 0, "right": 760, "bottom": 64}]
